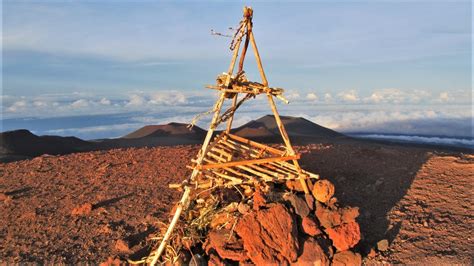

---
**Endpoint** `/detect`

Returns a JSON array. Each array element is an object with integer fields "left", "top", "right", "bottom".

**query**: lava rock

[
  {"left": 235, "top": 204, "right": 299, "bottom": 264},
  {"left": 204, "top": 229, "right": 247, "bottom": 261},
  {"left": 292, "top": 237, "right": 330, "bottom": 266},
  {"left": 377, "top": 239, "right": 389, "bottom": 251},
  {"left": 71, "top": 203, "right": 93, "bottom": 215},
  {"left": 312, "top": 180, "right": 335, "bottom": 203},
  {"left": 332, "top": 250, "right": 362, "bottom": 266},
  {"left": 284, "top": 193, "right": 310, "bottom": 218},
  {"left": 315, "top": 202, "right": 342, "bottom": 228},
  {"left": 301, "top": 216, "right": 322, "bottom": 236},
  {"left": 253, "top": 189, "right": 267, "bottom": 211},
  {"left": 114, "top": 239, "right": 130, "bottom": 253},
  {"left": 325, "top": 222, "right": 361, "bottom": 251}
]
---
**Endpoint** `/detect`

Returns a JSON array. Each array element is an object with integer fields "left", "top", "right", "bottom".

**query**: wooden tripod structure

[{"left": 149, "top": 7, "right": 318, "bottom": 265}]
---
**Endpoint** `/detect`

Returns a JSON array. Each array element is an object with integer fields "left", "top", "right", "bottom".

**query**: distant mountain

[
  {"left": 122, "top": 122, "right": 206, "bottom": 139},
  {"left": 0, "top": 116, "right": 345, "bottom": 162},
  {"left": 0, "top": 129, "right": 92, "bottom": 161},
  {"left": 232, "top": 115, "right": 344, "bottom": 143}
]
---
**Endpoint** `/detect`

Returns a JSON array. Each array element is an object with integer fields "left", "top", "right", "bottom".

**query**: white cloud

[
  {"left": 324, "top": 93, "right": 333, "bottom": 102},
  {"left": 306, "top": 108, "right": 472, "bottom": 138},
  {"left": 6, "top": 100, "right": 28, "bottom": 112},
  {"left": 99, "top": 98, "right": 111, "bottom": 105},
  {"left": 149, "top": 91, "right": 187, "bottom": 105},
  {"left": 286, "top": 91, "right": 300, "bottom": 100},
  {"left": 337, "top": 90, "right": 359, "bottom": 103},
  {"left": 364, "top": 88, "right": 436, "bottom": 104},
  {"left": 125, "top": 94, "right": 146, "bottom": 107},
  {"left": 306, "top": 92, "right": 318, "bottom": 101},
  {"left": 70, "top": 99, "right": 89, "bottom": 108},
  {"left": 33, "top": 101, "right": 49, "bottom": 108}
]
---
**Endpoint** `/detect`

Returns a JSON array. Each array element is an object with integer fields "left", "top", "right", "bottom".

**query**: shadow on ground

[{"left": 298, "top": 139, "right": 430, "bottom": 253}]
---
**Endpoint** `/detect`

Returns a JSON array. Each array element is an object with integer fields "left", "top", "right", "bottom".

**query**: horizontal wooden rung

[{"left": 196, "top": 154, "right": 300, "bottom": 170}]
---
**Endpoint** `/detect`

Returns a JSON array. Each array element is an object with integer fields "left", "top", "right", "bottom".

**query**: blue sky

[{"left": 2, "top": 0, "right": 472, "bottom": 140}]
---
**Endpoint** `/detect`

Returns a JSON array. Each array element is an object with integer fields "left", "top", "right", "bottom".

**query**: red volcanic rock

[
  {"left": 332, "top": 250, "right": 362, "bottom": 266},
  {"left": 99, "top": 256, "right": 122, "bottom": 266},
  {"left": 204, "top": 229, "right": 247, "bottom": 261},
  {"left": 285, "top": 180, "right": 305, "bottom": 192},
  {"left": 71, "top": 203, "right": 93, "bottom": 215},
  {"left": 235, "top": 204, "right": 299, "bottom": 264},
  {"left": 114, "top": 239, "right": 130, "bottom": 253},
  {"left": 315, "top": 203, "right": 342, "bottom": 229},
  {"left": 325, "top": 222, "right": 361, "bottom": 251},
  {"left": 208, "top": 253, "right": 224, "bottom": 266},
  {"left": 292, "top": 237, "right": 330, "bottom": 266},
  {"left": 301, "top": 216, "right": 322, "bottom": 236},
  {"left": 305, "top": 194, "right": 315, "bottom": 211},
  {"left": 284, "top": 193, "right": 310, "bottom": 218},
  {"left": 312, "top": 180, "right": 335, "bottom": 203},
  {"left": 253, "top": 189, "right": 267, "bottom": 211},
  {"left": 341, "top": 207, "right": 359, "bottom": 223}
]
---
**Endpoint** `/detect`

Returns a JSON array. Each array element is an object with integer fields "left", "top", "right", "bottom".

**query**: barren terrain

[{"left": 0, "top": 140, "right": 472, "bottom": 264}]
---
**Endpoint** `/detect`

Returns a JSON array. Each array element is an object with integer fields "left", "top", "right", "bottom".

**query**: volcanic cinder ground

[{"left": 0, "top": 140, "right": 473, "bottom": 264}]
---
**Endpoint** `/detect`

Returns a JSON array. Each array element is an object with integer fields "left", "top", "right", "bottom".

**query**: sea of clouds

[{"left": 1, "top": 88, "right": 472, "bottom": 148}]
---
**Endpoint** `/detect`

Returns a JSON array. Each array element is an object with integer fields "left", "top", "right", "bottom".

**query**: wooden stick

[
  {"left": 196, "top": 155, "right": 299, "bottom": 170},
  {"left": 150, "top": 95, "right": 226, "bottom": 264},
  {"left": 150, "top": 186, "right": 191, "bottom": 266},
  {"left": 227, "top": 133, "right": 285, "bottom": 156},
  {"left": 248, "top": 22, "right": 268, "bottom": 86},
  {"left": 238, "top": 20, "right": 250, "bottom": 73},
  {"left": 235, "top": 165, "right": 274, "bottom": 182},
  {"left": 226, "top": 94, "right": 239, "bottom": 133},
  {"left": 266, "top": 94, "right": 310, "bottom": 194}
]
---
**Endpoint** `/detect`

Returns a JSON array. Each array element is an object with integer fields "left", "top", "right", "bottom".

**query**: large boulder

[{"left": 235, "top": 204, "right": 299, "bottom": 264}]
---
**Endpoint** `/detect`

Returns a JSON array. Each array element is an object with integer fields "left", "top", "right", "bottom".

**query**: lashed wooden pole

[
  {"left": 226, "top": 18, "right": 251, "bottom": 133},
  {"left": 247, "top": 18, "right": 310, "bottom": 194}
]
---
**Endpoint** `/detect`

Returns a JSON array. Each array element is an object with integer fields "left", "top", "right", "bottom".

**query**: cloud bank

[{"left": 1, "top": 88, "right": 472, "bottom": 140}]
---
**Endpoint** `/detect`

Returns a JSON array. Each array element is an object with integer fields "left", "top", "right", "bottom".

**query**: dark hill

[
  {"left": 0, "top": 129, "right": 92, "bottom": 160},
  {"left": 122, "top": 123, "right": 206, "bottom": 139},
  {"left": 232, "top": 115, "right": 344, "bottom": 143}
]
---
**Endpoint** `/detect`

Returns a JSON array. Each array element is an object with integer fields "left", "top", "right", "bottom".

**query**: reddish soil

[{"left": 0, "top": 140, "right": 472, "bottom": 264}]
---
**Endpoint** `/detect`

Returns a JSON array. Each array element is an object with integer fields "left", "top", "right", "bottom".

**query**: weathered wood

[
  {"left": 149, "top": 186, "right": 191, "bottom": 266},
  {"left": 248, "top": 22, "right": 268, "bottom": 86},
  {"left": 226, "top": 94, "right": 239, "bottom": 133},
  {"left": 238, "top": 20, "right": 250, "bottom": 73},
  {"left": 227, "top": 133, "right": 285, "bottom": 156},
  {"left": 196, "top": 154, "right": 300, "bottom": 170},
  {"left": 266, "top": 94, "right": 310, "bottom": 194}
]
